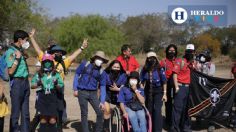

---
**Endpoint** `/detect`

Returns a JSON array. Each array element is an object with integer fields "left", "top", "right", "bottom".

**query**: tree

[
  {"left": 191, "top": 33, "right": 221, "bottom": 57},
  {"left": 52, "top": 14, "right": 126, "bottom": 60}
]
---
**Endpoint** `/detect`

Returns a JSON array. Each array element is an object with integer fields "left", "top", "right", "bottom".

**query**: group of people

[{"left": 0, "top": 28, "right": 235, "bottom": 132}]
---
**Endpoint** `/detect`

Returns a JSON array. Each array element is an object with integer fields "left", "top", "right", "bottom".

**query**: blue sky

[{"left": 38, "top": 0, "right": 236, "bottom": 25}]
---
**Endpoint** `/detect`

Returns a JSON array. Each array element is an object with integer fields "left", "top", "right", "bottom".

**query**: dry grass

[{"left": 1, "top": 56, "right": 235, "bottom": 132}]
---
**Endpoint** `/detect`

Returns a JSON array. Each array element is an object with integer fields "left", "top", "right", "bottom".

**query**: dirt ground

[{"left": 1, "top": 58, "right": 235, "bottom": 132}]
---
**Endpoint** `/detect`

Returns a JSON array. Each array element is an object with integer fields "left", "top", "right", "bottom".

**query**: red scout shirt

[
  {"left": 172, "top": 58, "right": 191, "bottom": 84},
  {"left": 116, "top": 55, "right": 140, "bottom": 73},
  {"left": 160, "top": 58, "right": 175, "bottom": 79}
]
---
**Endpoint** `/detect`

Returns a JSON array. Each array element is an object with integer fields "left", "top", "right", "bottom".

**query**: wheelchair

[{"left": 109, "top": 106, "right": 152, "bottom": 132}]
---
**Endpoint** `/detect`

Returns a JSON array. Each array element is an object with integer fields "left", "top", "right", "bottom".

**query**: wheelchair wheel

[{"left": 109, "top": 107, "right": 122, "bottom": 132}]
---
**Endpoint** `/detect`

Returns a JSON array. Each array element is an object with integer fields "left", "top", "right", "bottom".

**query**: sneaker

[{"left": 207, "top": 126, "right": 215, "bottom": 132}]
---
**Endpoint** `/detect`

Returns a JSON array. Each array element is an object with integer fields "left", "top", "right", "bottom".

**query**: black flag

[{"left": 188, "top": 70, "right": 236, "bottom": 121}]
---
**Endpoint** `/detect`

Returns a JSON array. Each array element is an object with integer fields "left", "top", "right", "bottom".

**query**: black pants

[
  {"left": 145, "top": 87, "right": 163, "bottom": 132},
  {"left": 165, "top": 78, "right": 175, "bottom": 126},
  {"left": 78, "top": 90, "right": 103, "bottom": 132},
  {"left": 0, "top": 117, "right": 4, "bottom": 132}
]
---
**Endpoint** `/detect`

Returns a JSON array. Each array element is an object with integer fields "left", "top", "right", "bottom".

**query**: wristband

[
  {"left": 80, "top": 46, "right": 84, "bottom": 50},
  {"left": 135, "top": 89, "right": 139, "bottom": 93}
]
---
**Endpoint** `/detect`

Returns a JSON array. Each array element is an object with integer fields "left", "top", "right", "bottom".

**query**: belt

[
  {"left": 12, "top": 77, "right": 28, "bottom": 80},
  {"left": 178, "top": 83, "right": 189, "bottom": 87}
]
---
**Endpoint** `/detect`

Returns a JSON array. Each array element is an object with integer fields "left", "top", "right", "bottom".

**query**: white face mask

[
  {"left": 95, "top": 59, "right": 103, "bottom": 67},
  {"left": 129, "top": 79, "right": 138, "bottom": 86},
  {"left": 200, "top": 56, "right": 206, "bottom": 62},
  {"left": 22, "top": 41, "right": 30, "bottom": 49}
]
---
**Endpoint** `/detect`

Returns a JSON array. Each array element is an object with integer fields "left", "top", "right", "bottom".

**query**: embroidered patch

[{"left": 9, "top": 53, "right": 14, "bottom": 61}]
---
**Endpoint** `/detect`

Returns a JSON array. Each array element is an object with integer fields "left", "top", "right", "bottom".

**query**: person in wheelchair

[
  {"left": 103, "top": 60, "right": 127, "bottom": 131},
  {"left": 140, "top": 51, "right": 167, "bottom": 132},
  {"left": 118, "top": 71, "right": 147, "bottom": 132}
]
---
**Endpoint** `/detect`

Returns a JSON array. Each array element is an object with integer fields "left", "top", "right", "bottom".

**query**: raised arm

[
  {"left": 29, "top": 28, "right": 43, "bottom": 56},
  {"left": 67, "top": 38, "right": 88, "bottom": 62}
]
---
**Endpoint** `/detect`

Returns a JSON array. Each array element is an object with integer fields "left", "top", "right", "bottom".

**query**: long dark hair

[
  {"left": 165, "top": 44, "right": 178, "bottom": 57},
  {"left": 142, "top": 56, "right": 161, "bottom": 72},
  {"left": 105, "top": 60, "right": 125, "bottom": 74}
]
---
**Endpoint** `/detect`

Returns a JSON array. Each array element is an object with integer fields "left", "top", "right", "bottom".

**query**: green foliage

[
  {"left": 52, "top": 15, "right": 126, "bottom": 61},
  {"left": 191, "top": 33, "right": 221, "bottom": 57},
  {"left": 0, "top": 0, "right": 51, "bottom": 53},
  {"left": 121, "top": 14, "right": 169, "bottom": 53}
]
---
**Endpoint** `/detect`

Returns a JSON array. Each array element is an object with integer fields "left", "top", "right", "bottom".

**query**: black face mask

[
  {"left": 167, "top": 52, "right": 176, "bottom": 60},
  {"left": 185, "top": 53, "right": 194, "bottom": 61},
  {"left": 147, "top": 58, "right": 157, "bottom": 67},
  {"left": 111, "top": 69, "right": 120, "bottom": 74},
  {"left": 111, "top": 70, "right": 120, "bottom": 81},
  {"left": 54, "top": 54, "right": 63, "bottom": 63}
]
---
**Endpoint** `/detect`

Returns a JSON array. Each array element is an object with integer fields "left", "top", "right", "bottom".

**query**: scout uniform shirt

[
  {"left": 160, "top": 58, "right": 176, "bottom": 79},
  {"left": 73, "top": 60, "right": 107, "bottom": 103},
  {"left": 118, "top": 87, "right": 145, "bottom": 105},
  {"left": 5, "top": 46, "right": 28, "bottom": 78},
  {"left": 38, "top": 51, "right": 72, "bottom": 80},
  {"left": 172, "top": 58, "right": 191, "bottom": 84},
  {"left": 140, "top": 68, "right": 167, "bottom": 88},
  {"left": 31, "top": 72, "right": 64, "bottom": 91}
]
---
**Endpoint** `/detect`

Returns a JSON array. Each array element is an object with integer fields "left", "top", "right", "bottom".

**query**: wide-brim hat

[
  {"left": 90, "top": 51, "right": 109, "bottom": 64},
  {"left": 48, "top": 45, "right": 67, "bottom": 55}
]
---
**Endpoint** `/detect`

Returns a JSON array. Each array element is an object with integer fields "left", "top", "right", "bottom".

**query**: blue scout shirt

[
  {"left": 73, "top": 60, "right": 106, "bottom": 103},
  {"left": 140, "top": 68, "right": 167, "bottom": 88},
  {"left": 117, "top": 87, "right": 145, "bottom": 105},
  {"left": 5, "top": 46, "right": 28, "bottom": 78},
  {"left": 106, "top": 72, "right": 127, "bottom": 90}
]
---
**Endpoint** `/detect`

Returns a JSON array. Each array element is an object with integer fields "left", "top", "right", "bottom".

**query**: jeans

[
  {"left": 78, "top": 90, "right": 103, "bottom": 132},
  {"left": 10, "top": 78, "right": 30, "bottom": 132},
  {"left": 125, "top": 107, "right": 147, "bottom": 132}
]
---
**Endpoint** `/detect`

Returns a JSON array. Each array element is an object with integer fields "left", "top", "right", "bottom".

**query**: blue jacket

[
  {"left": 73, "top": 60, "right": 106, "bottom": 103},
  {"left": 117, "top": 86, "right": 144, "bottom": 105},
  {"left": 106, "top": 72, "right": 127, "bottom": 90},
  {"left": 140, "top": 68, "right": 167, "bottom": 88}
]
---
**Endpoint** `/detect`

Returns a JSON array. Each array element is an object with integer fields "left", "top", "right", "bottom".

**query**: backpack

[{"left": 0, "top": 52, "right": 9, "bottom": 81}]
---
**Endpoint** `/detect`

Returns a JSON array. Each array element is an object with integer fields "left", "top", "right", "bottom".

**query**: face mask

[
  {"left": 129, "top": 79, "right": 138, "bottom": 86},
  {"left": 54, "top": 54, "right": 63, "bottom": 62},
  {"left": 200, "top": 56, "right": 206, "bottom": 63},
  {"left": 95, "top": 59, "right": 103, "bottom": 67},
  {"left": 167, "top": 51, "right": 175, "bottom": 60},
  {"left": 111, "top": 69, "right": 120, "bottom": 74},
  {"left": 22, "top": 41, "right": 30, "bottom": 49},
  {"left": 147, "top": 57, "right": 157, "bottom": 67},
  {"left": 185, "top": 53, "right": 194, "bottom": 61},
  {"left": 43, "top": 61, "right": 53, "bottom": 72}
]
